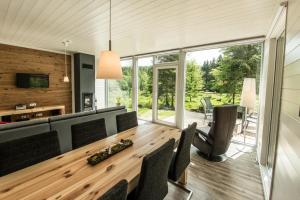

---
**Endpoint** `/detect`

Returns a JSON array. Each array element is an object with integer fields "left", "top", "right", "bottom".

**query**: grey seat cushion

[
  {"left": 0, "top": 118, "right": 49, "bottom": 131},
  {"left": 96, "top": 106, "right": 126, "bottom": 114},
  {"left": 49, "top": 110, "right": 96, "bottom": 122},
  {"left": 0, "top": 119, "right": 50, "bottom": 143},
  {"left": 0, "top": 130, "right": 60, "bottom": 176}
]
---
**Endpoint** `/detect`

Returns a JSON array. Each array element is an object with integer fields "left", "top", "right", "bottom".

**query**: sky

[
  {"left": 127, "top": 48, "right": 223, "bottom": 67},
  {"left": 186, "top": 48, "right": 222, "bottom": 65}
]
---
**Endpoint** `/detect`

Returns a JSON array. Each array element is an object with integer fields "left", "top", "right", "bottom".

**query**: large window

[
  {"left": 184, "top": 43, "right": 262, "bottom": 145},
  {"left": 107, "top": 59, "right": 133, "bottom": 110},
  {"left": 137, "top": 57, "right": 153, "bottom": 120}
]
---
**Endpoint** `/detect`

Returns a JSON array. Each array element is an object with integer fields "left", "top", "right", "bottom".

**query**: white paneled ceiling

[{"left": 0, "top": 0, "right": 280, "bottom": 56}]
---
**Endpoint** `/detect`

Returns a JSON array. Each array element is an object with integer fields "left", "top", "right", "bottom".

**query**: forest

[{"left": 108, "top": 43, "right": 262, "bottom": 117}]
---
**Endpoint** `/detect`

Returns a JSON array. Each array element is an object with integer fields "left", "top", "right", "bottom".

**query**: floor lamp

[{"left": 240, "top": 78, "right": 256, "bottom": 145}]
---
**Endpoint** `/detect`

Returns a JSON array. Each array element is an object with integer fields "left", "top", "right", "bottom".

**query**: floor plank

[{"left": 166, "top": 143, "right": 264, "bottom": 200}]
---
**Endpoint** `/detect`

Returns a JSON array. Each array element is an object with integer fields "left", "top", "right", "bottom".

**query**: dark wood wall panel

[{"left": 0, "top": 44, "right": 72, "bottom": 113}]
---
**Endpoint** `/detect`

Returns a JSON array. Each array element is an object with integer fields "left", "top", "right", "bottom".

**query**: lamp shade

[
  {"left": 240, "top": 78, "right": 256, "bottom": 110},
  {"left": 96, "top": 50, "right": 122, "bottom": 79}
]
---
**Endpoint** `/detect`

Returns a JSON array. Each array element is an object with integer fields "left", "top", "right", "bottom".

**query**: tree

[
  {"left": 201, "top": 58, "right": 218, "bottom": 91},
  {"left": 185, "top": 60, "right": 203, "bottom": 102},
  {"left": 157, "top": 68, "right": 176, "bottom": 109},
  {"left": 212, "top": 44, "right": 261, "bottom": 103}
]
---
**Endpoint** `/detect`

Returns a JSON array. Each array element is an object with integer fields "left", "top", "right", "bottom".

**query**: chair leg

[{"left": 168, "top": 180, "right": 193, "bottom": 200}]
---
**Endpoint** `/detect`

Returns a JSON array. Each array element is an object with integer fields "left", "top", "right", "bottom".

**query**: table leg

[{"left": 178, "top": 169, "right": 188, "bottom": 185}]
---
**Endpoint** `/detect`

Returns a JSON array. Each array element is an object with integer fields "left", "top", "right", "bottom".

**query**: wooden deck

[{"left": 166, "top": 143, "right": 264, "bottom": 200}]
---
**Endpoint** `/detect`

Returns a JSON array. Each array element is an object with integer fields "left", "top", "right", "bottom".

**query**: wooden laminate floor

[{"left": 166, "top": 143, "right": 264, "bottom": 200}]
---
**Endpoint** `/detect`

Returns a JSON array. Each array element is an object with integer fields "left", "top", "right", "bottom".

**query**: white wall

[{"left": 271, "top": 0, "right": 300, "bottom": 199}]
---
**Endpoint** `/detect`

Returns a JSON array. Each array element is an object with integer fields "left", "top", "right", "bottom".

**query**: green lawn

[{"left": 137, "top": 108, "right": 175, "bottom": 120}]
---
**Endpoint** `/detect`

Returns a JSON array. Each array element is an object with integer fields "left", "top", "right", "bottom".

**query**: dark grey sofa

[
  {"left": 50, "top": 106, "right": 126, "bottom": 153},
  {"left": 0, "top": 106, "right": 127, "bottom": 154},
  {"left": 0, "top": 118, "right": 50, "bottom": 143}
]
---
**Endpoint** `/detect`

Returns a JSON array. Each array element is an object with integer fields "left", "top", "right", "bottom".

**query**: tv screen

[{"left": 16, "top": 73, "right": 49, "bottom": 88}]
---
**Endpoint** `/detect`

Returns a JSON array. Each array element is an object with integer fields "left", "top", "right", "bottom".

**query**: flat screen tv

[{"left": 16, "top": 73, "right": 49, "bottom": 88}]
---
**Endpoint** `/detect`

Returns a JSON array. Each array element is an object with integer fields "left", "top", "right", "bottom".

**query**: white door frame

[{"left": 153, "top": 62, "right": 178, "bottom": 126}]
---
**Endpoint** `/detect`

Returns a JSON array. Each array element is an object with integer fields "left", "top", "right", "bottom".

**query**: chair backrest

[
  {"left": 203, "top": 97, "right": 213, "bottom": 110},
  {"left": 169, "top": 122, "right": 197, "bottom": 181},
  {"left": 71, "top": 118, "right": 107, "bottom": 149},
  {"left": 134, "top": 139, "right": 175, "bottom": 200},
  {"left": 116, "top": 111, "right": 138, "bottom": 133},
  {"left": 0, "top": 130, "right": 60, "bottom": 176},
  {"left": 209, "top": 105, "right": 238, "bottom": 155},
  {"left": 98, "top": 180, "right": 128, "bottom": 200}
]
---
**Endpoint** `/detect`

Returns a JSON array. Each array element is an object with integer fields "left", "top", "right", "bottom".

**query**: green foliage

[
  {"left": 211, "top": 44, "right": 261, "bottom": 103},
  {"left": 108, "top": 44, "right": 261, "bottom": 117},
  {"left": 185, "top": 60, "right": 203, "bottom": 102},
  {"left": 201, "top": 57, "right": 220, "bottom": 91},
  {"left": 117, "top": 67, "right": 132, "bottom": 97},
  {"left": 157, "top": 68, "right": 176, "bottom": 109},
  {"left": 138, "top": 66, "right": 153, "bottom": 96}
]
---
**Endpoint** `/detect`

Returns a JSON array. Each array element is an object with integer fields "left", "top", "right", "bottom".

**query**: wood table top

[{"left": 0, "top": 123, "right": 181, "bottom": 200}]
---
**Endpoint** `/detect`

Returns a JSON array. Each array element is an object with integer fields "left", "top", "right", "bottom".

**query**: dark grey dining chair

[
  {"left": 98, "top": 180, "right": 128, "bottom": 200},
  {"left": 193, "top": 105, "right": 238, "bottom": 162},
  {"left": 116, "top": 111, "right": 138, "bottom": 133},
  {"left": 71, "top": 118, "right": 107, "bottom": 149},
  {"left": 0, "top": 130, "right": 61, "bottom": 176},
  {"left": 127, "top": 139, "right": 175, "bottom": 200},
  {"left": 168, "top": 122, "right": 197, "bottom": 200}
]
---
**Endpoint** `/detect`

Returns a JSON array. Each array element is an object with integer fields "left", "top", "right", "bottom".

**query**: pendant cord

[
  {"left": 64, "top": 44, "right": 67, "bottom": 76},
  {"left": 109, "top": 0, "right": 112, "bottom": 50}
]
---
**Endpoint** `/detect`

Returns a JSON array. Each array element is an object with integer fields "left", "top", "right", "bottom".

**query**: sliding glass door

[{"left": 153, "top": 65, "right": 177, "bottom": 125}]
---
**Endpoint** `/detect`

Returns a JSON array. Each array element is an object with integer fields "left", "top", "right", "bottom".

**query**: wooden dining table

[{"left": 0, "top": 123, "right": 182, "bottom": 200}]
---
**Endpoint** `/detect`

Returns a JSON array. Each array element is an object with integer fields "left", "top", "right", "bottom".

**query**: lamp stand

[{"left": 236, "top": 106, "right": 253, "bottom": 153}]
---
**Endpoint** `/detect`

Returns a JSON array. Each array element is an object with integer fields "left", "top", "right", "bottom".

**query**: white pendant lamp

[
  {"left": 62, "top": 40, "right": 71, "bottom": 83},
  {"left": 97, "top": 0, "right": 122, "bottom": 80}
]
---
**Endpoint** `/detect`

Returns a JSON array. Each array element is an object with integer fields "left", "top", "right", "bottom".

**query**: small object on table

[{"left": 87, "top": 139, "right": 133, "bottom": 166}]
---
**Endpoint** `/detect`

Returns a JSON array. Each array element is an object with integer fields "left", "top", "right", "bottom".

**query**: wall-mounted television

[{"left": 16, "top": 73, "right": 49, "bottom": 88}]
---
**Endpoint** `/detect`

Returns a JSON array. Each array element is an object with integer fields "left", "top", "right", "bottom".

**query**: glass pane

[
  {"left": 184, "top": 43, "right": 262, "bottom": 146},
  {"left": 157, "top": 68, "right": 176, "bottom": 123},
  {"left": 107, "top": 59, "right": 133, "bottom": 111},
  {"left": 137, "top": 57, "right": 153, "bottom": 120},
  {"left": 95, "top": 79, "right": 105, "bottom": 109}
]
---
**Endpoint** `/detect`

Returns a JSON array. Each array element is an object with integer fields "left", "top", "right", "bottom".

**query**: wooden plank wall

[
  {"left": 0, "top": 44, "right": 72, "bottom": 114},
  {"left": 272, "top": 0, "right": 300, "bottom": 199}
]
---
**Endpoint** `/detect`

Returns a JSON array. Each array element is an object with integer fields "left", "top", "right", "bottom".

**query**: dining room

[{"left": 1, "top": 0, "right": 298, "bottom": 200}]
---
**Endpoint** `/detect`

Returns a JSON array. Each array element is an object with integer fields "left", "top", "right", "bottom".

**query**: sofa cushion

[{"left": 0, "top": 119, "right": 50, "bottom": 143}]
